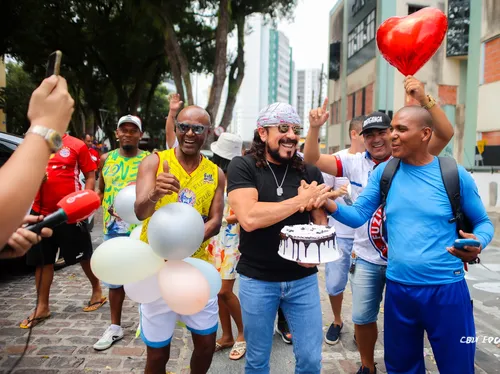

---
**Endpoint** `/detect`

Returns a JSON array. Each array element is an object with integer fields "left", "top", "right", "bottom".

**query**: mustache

[{"left": 279, "top": 139, "right": 297, "bottom": 145}]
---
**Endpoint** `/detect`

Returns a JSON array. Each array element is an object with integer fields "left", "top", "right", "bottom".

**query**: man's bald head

[
  {"left": 396, "top": 105, "right": 433, "bottom": 130},
  {"left": 177, "top": 105, "right": 211, "bottom": 127}
]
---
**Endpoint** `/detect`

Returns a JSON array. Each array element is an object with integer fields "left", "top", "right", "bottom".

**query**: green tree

[{"left": 2, "top": 62, "right": 36, "bottom": 134}]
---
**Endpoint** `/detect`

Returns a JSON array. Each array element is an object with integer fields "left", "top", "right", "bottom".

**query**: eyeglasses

[
  {"left": 176, "top": 122, "right": 208, "bottom": 135},
  {"left": 264, "top": 124, "right": 302, "bottom": 135}
]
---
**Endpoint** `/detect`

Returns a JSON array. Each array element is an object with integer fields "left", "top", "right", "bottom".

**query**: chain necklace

[{"left": 266, "top": 160, "right": 288, "bottom": 196}]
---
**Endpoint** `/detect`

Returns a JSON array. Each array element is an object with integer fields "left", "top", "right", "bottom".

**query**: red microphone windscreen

[{"left": 57, "top": 190, "right": 101, "bottom": 224}]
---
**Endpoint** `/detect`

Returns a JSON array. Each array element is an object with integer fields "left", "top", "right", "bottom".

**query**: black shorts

[{"left": 26, "top": 211, "right": 93, "bottom": 267}]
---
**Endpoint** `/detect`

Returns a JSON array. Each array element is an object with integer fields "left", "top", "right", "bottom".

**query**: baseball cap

[
  {"left": 117, "top": 115, "right": 142, "bottom": 131},
  {"left": 359, "top": 112, "right": 391, "bottom": 135}
]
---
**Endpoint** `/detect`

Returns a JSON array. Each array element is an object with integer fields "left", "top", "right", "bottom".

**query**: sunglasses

[
  {"left": 265, "top": 124, "right": 302, "bottom": 135},
  {"left": 176, "top": 122, "right": 207, "bottom": 135}
]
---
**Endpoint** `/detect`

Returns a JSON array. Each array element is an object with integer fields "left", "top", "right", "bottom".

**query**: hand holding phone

[
  {"left": 27, "top": 50, "right": 73, "bottom": 136},
  {"left": 453, "top": 239, "right": 481, "bottom": 251}
]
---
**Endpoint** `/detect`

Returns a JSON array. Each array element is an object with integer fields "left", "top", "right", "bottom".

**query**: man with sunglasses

[
  {"left": 303, "top": 76, "right": 454, "bottom": 374},
  {"left": 227, "top": 102, "right": 343, "bottom": 374},
  {"left": 135, "top": 105, "right": 225, "bottom": 374}
]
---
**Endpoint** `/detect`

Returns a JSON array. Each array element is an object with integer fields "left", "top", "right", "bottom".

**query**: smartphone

[
  {"left": 45, "top": 50, "right": 62, "bottom": 77},
  {"left": 454, "top": 239, "right": 481, "bottom": 250}
]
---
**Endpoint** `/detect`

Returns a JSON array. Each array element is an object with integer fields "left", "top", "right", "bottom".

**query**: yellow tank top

[{"left": 139, "top": 149, "right": 219, "bottom": 261}]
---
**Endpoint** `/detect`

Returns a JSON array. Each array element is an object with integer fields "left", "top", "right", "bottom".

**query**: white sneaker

[{"left": 93, "top": 325, "right": 124, "bottom": 351}]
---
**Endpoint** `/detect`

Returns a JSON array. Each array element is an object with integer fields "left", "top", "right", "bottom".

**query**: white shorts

[{"left": 139, "top": 297, "right": 219, "bottom": 348}]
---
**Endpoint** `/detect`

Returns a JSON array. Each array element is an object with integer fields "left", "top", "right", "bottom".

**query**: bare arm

[
  {"left": 83, "top": 171, "right": 96, "bottom": 191},
  {"left": 404, "top": 76, "right": 454, "bottom": 156},
  {"left": 427, "top": 102, "right": 454, "bottom": 156},
  {"left": 135, "top": 154, "right": 161, "bottom": 220},
  {"left": 97, "top": 153, "right": 109, "bottom": 202},
  {"left": 166, "top": 93, "right": 183, "bottom": 149},
  {"left": 228, "top": 188, "right": 306, "bottom": 232},
  {"left": 204, "top": 168, "right": 225, "bottom": 241},
  {"left": 0, "top": 75, "right": 74, "bottom": 248}
]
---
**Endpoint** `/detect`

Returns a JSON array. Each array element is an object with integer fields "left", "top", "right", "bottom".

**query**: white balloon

[
  {"left": 147, "top": 203, "right": 205, "bottom": 260},
  {"left": 114, "top": 185, "right": 142, "bottom": 225},
  {"left": 91, "top": 237, "right": 164, "bottom": 285},
  {"left": 124, "top": 273, "right": 162, "bottom": 304},
  {"left": 130, "top": 224, "right": 143, "bottom": 240}
]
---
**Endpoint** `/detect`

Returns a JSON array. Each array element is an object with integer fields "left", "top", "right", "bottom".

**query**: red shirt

[
  {"left": 33, "top": 135, "right": 97, "bottom": 215},
  {"left": 88, "top": 147, "right": 100, "bottom": 167}
]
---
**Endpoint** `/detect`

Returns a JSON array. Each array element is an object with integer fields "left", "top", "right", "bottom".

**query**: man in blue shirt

[{"left": 326, "top": 105, "right": 494, "bottom": 373}]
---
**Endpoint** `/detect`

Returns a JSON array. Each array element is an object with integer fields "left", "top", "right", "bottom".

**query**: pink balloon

[{"left": 157, "top": 261, "right": 210, "bottom": 315}]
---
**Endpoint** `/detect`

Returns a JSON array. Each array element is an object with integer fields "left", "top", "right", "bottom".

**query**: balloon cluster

[{"left": 91, "top": 185, "right": 222, "bottom": 315}]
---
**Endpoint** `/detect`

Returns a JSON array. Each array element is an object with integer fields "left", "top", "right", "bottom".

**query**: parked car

[{"left": 0, "top": 131, "right": 95, "bottom": 274}]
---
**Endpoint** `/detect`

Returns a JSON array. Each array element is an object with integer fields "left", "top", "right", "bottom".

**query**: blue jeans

[
  {"left": 101, "top": 233, "right": 129, "bottom": 289},
  {"left": 239, "top": 273, "right": 322, "bottom": 374},
  {"left": 349, "top": 256, "right": 386, "bottom": 325},
  {"left": 325, "top": 237, "right": 354, "bottom": 296}
]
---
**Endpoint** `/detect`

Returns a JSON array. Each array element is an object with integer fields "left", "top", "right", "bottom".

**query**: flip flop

[
  {"left": 229, "top": 341, "right": 246, "bottom": 360},
  {"left": 83, "top": 297, "right": 107, "bottom": 312},
  {"left": 19, "top": 313, "right": 51, "bottom": 329},
  {"left": 215, "top": 341, "right": 234, "bottom": 352}
]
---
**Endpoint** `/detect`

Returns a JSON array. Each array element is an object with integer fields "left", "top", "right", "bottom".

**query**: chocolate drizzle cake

[{"left": 278, "top": 224, "right": 341, "bottom": 264}]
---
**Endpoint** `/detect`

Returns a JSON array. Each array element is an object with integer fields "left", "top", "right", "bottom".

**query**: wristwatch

[
  {"left": 221, "top": 218, "right": 228, "bottom": 227},
  {"left": 27, "top": 125, "right": 63, "bottom": 153},
  {"left": 422, "top": 95, "right": 436, "bottom": 110}
]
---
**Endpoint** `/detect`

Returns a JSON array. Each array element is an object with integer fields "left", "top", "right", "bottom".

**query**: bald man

[
  {"left": 135, "top": 106, "right": 225, "bottom": 374},
  {"left": 326, "top": 105, "right": 493, "bottom": 374}
]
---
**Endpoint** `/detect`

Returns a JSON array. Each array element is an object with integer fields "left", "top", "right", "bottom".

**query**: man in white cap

[
  {"left": 93, "top": 114, "right": 149, "bottom": 350},
  {"left": 227, "top": 102, "right": 345, "bottom": 373}
]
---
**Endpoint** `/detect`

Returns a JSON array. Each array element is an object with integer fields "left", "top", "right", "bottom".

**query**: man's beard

[
  {"left": 122, "top": 144, "right": 136, "bottom": 152},
  {"left": 266, "top": 141, "right": 296, "bottom": 164}
]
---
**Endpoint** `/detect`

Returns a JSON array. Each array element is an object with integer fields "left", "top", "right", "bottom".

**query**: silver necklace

[{"left": 266, "top": 160, "right": 288, "bottom": 196}]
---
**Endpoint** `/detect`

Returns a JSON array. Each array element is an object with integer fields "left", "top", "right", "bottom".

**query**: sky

[{"left": 277, "top": 0, "right": 339, "bottom": 70}]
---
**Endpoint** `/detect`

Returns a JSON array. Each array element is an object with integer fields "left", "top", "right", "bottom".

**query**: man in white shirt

[{"left": 323, "top": 116, "right": 365, "bottom": 346}]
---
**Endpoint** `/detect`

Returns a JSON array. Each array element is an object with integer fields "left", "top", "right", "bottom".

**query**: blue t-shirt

[{"left": 332, "top": 157, "right": 494, "bottom": 285}]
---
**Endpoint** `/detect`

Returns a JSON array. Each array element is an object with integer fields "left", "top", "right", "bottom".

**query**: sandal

[
  {"left": 83, "top": 297, "right": 107, "bottom": 312},
  {"left": 229, "top": 341, "right": 246, "bottom": 360},
  {"left": 215, "top": 341, "right": 234, "bottom": 352},
  {"left": 20, "top": 313, "right": 51, "bottom": 329}
]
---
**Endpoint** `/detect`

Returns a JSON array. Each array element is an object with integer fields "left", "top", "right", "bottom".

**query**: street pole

[
  {"left": 318, "top": 63, "right": 324, "bottom": 108},
  {"left": 340, "top": 0, "right": 348, "bottom": 150}
]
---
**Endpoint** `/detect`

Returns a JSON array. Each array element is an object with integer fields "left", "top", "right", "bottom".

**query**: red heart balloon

[{"left": 376, "top": 7, "right": 448, "bottom": 76}]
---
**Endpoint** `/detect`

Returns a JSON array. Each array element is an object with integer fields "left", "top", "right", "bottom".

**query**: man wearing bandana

[{"left": 227, "top": 101, "right": 344, "bottom": 374}]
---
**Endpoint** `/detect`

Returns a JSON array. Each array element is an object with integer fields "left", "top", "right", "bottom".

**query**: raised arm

[
  {"left": 404, "top": 76, "right": 454, "bottom": 156},
  {"left": 203, "top": 168, "right": 225, "bottom": 241},
  {"left": 166, "top": 93, "right": 183, "bottom": 149},
  {"left": 0, "top": 75, "right": 73, "bottom": 248},
  {"left": 303, "top": 98, "right": 340, "bottom": 176}
]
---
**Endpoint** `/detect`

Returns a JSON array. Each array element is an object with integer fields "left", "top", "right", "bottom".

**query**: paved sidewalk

[{"left": 0, "top": 214, "right": 499, "bottom": 373}]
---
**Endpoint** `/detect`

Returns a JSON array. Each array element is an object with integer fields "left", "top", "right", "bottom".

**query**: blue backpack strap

[{"left": 379, "top": 158, "right": 400, "bottom": 205}]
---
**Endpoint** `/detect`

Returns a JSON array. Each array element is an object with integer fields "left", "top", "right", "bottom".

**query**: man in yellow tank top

[{"left": 135, "top": 106, "right": 224, "bottom": 374}]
